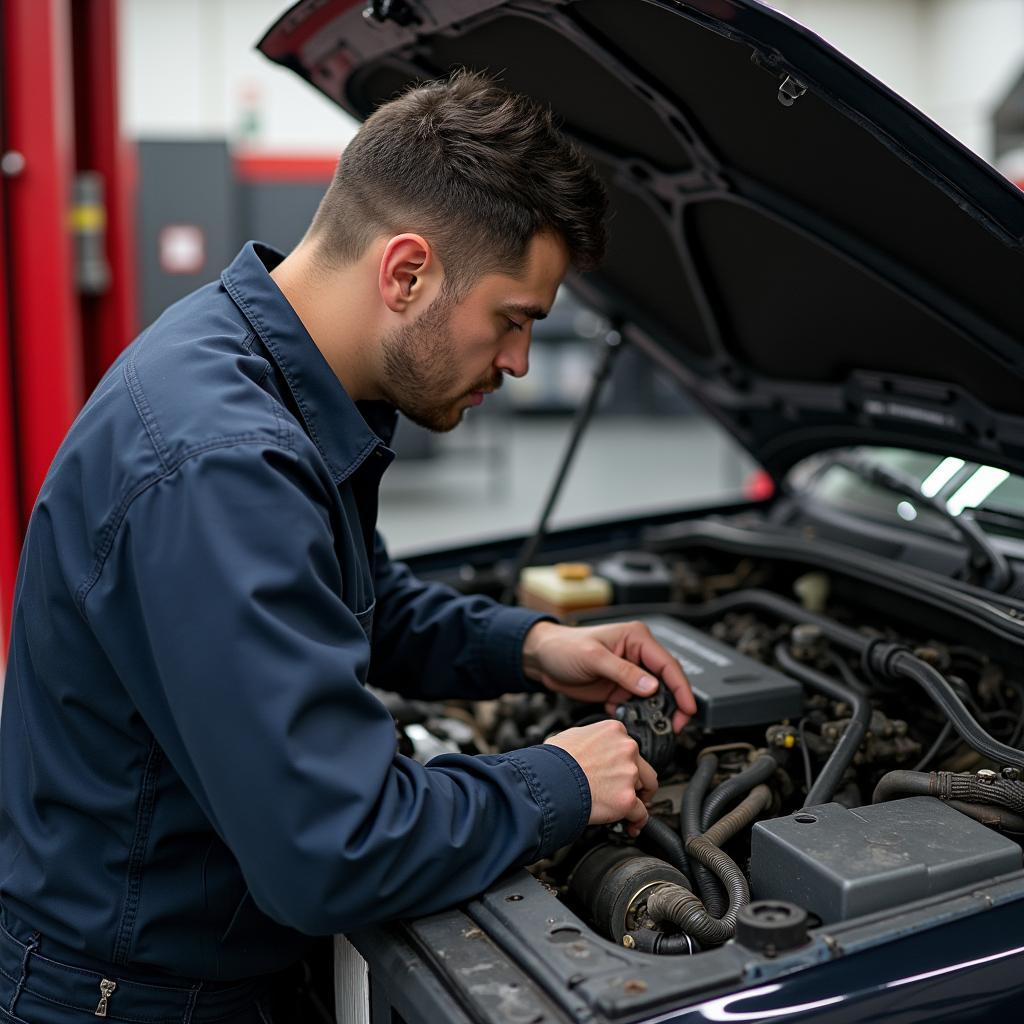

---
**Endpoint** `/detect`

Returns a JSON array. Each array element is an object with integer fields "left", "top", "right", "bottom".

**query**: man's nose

[{"left": 494, "top": 331, "right": 530, "bottom": 379}]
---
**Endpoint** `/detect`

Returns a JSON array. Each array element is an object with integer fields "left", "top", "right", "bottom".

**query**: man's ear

[{"left": 379, "top": 234, "right": 434, "bottom": 313}]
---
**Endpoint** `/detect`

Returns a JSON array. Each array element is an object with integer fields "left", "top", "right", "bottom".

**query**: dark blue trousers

[{"left": 0, "top": 909, "right": 282, "bottom": 1024}]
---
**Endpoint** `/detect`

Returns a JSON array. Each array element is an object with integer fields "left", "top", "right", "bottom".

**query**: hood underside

[{"left": 259, "top": 0, "right": 1024, "bottom": 480}]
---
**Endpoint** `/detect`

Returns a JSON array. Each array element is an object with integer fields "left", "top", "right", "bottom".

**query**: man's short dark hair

[{"left": 307, "top": 70, "right": 608, "bottom": 293}]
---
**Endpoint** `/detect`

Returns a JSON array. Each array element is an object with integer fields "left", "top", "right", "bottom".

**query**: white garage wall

[
  {"left": 120, "top": 0, "right": 1024, "bottom": 161},
  {"left": 771, "top": 0, "right": 1024, "bottom": 160},
  {"left": 120, "top": 0, "right": 360, "bottom": 151}
]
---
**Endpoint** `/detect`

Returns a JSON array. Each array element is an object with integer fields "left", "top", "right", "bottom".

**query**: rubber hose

[
  {"left": 774, "top": 644, "right": 872, "bottom": 806},
  {"left": 872, "top": 769, "right": 1024, "bottom": 814},
  {"left": 870, "top": 647, "right": 1024, "bottom": 772},
  {"left": 946, "top": 800, "right": 1024, "bottom": 832},
  {"left": 640, "top": 816, "right": 689, "bottom": 874},
  {"left": 646, "top": 878, "right": 738, "bottom": 947},
  {"left": 701, "top": 753, "right": 779, "bottom": 831},
  {"left": 623, "top": 928, "right": 700, "bottom": 955},
  {"left": 646, "top": 785, "right": 772, "bottom": 947},
  {"left": 653, "top": 932, "right": 696, "bottom": 954},
  {"left": 682, "top": 753, "right": 721, "bottom": 914},
  {"left": 702, "top": 782, "right": 773, "bottom": 846}
]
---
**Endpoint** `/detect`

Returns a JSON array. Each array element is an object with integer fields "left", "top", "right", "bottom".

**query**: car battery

[
  {"left": 751, "top": 797, "right": 1023, "bottom": 923},
  {"left": 628, "top": 614, "right": 804, "bottom": 729}
]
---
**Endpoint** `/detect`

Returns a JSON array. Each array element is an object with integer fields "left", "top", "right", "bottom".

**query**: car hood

[{"left": 258, "top": 0, "right": 1024, "bottom": 481}]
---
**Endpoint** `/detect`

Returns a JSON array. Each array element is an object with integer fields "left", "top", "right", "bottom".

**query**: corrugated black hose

[
  {"left": 642, "top": 784, "right": 772, "bottom": 948},
  {"left": 700, "top": 752, "right": 780, "bottom": 831},
  {"left": 681, "top": 753, "right": 721, "bottom": 914},
  {"left": 873, "top": 769, "right": 1024, "bottom": 814},
  {"left": 876, "top": 770, "right": 1024, "bottom": 831}
]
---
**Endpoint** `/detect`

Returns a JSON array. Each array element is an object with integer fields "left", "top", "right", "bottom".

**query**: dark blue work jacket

[{"left": 0, "top": 243, "right": 590, "bottom": 982}]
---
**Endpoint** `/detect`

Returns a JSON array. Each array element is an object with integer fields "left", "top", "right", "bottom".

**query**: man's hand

[
  {"left": 522, "top": 620, "right": 697, "bottom": 731},
  {"left": 546, "top": 720, "right": 658, "bottom": 836}
]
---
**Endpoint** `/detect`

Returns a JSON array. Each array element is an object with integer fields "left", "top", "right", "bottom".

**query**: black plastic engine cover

[{"left": 614, "top": 615, "right": 804, "bottom": 729}]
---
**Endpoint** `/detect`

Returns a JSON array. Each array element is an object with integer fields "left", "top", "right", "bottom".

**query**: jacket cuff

[
  {"left": 475, "top": 606, "right": 557, "bottom": 698},
  {"left": 504, "top": 744, "right": 591, "bottom": 860}
]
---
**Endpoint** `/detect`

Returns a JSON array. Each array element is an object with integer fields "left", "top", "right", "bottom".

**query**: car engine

[{"left": 381, "top": 540, "right": 1024, "bottom": 957}]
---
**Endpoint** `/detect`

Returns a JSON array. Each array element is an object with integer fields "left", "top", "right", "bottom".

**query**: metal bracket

[{"left": 778, "top": 75, "right": 807, "bottom": 107}]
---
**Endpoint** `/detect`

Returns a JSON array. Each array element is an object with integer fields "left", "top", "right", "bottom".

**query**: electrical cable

[
  {"left": 912, "top": 721, "right": 954, "bottom": 772},
  {"left": 798, "top": 718, "right": 815, "bottom": 794},
  {"left": 774, "top": 644, "right": 872, "bottom": 806}
]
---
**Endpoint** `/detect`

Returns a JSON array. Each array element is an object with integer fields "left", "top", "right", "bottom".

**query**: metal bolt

[
  {"left": 1, "top": 151, "right": 26, "bottom": 177},
  {"left": 977, "top": 769, "right": 998, "bottom": 784},
  {"left": 622, "top": 935, "right": 636, "bottom": 949},
  {"left": 1001, "top": 767, "right": 1021, "bottom": 782}
]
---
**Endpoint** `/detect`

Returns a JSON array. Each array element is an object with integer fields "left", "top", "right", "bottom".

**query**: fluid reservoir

[{"left": 517, "top": 562, "right": 613, "bottom": 617}]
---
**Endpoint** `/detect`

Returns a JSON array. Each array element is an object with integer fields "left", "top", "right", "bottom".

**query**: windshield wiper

[{"left": 833, "top": 454, "right": 1013, "bottom": 593}]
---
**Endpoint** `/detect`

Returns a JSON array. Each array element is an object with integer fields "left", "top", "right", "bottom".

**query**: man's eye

[{"left": 505, "top": 318, "right": 524, "bottom": 333}]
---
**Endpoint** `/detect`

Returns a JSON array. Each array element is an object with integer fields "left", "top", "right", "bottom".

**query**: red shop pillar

[
  {"left": 72, "top": 0, "right": 137, "bottom": 390},
  {"left": 0, "top": 142, "right": 20, "bottom": 650},
  {"left": 2, "top": 0, "right": 85, "bottom": 526}
]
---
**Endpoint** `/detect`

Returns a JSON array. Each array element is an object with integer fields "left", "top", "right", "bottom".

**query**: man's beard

[{"left": 379, "top": 290, "right": 502, "bottom": 432}]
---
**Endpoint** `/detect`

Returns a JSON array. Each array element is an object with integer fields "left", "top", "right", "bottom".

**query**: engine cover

[
  {"left": 621, "top": 614, "right": 804, "bottom": 729},
  {"left": 750, "top": 797, "right": 1023, "bottom": 923}
]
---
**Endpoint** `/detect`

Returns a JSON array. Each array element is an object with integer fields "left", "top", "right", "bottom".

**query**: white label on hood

[{"left": 863, "top": 399, "right": 958, "bottom": 429}]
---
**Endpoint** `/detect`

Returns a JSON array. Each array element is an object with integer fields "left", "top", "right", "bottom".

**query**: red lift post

[
  {"left": 0, "top": 134, "right": 20, "bottom": 647},
  {"left": 0, "top": 0, "right": 135, "bottom": 654},
  {"left": 72, "top": 0, "right": 137, "bottom": 390},
  {"left": 2, "top": 0, "right": 85, "bottom": 522}
]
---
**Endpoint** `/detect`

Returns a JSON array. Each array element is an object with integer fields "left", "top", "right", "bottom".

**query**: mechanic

[{"left": 0, "top": 72, "right": 695, "bottom": 1023}]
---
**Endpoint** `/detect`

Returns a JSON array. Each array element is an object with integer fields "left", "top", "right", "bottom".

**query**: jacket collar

[{"left": 221, "top": 241, "right": 395, "bottom": 483}]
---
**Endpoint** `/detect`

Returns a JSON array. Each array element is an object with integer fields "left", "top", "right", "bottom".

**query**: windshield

[{"left": 791, "top": 448, "right": 1024, "bottom": 539}]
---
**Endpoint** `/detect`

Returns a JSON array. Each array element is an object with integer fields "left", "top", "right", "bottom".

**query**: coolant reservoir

[{"left": 518, "top": 562, "right": 613, "bottom": 617}]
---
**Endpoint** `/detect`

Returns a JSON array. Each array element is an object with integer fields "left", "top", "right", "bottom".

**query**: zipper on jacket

[{"left": 94, "top": 978, "right": 117, "bottom": 1017}]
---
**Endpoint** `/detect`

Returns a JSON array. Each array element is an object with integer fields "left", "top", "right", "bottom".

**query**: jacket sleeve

[
  {"left": 368, "top": 532, "right": 555, "bottom": 701},
  {"left": 84, "top": 441, "right": 589, "bottom": 936}
]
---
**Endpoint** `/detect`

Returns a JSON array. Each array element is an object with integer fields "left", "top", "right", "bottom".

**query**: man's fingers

[
  {"left": 587, "top": 628, "right": 698, "bottom": 730},
  {"left": 624, "top": 796, "right": 649, "bottom": 837},
  {"left": 636, "top": 755, "right": 659, "bottom": 802},
  {"left": 589, "top": 644, "right": 660, "bottom": 699},
  {"left": 603, "top": 687, "right": 633, "bottom": 715},
  {"left": 632, "top": 634, "right": 697, "bottom": 720}
]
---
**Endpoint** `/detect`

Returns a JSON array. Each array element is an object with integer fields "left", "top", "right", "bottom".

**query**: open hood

[{"left": 259, "top": 0, "right": 1024, "bottom": 480}]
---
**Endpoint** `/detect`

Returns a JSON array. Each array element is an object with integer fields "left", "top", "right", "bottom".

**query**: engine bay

[{"left": 383, "top": 535, "right": 1024, "bottom": 958}]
